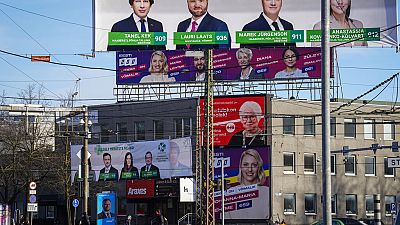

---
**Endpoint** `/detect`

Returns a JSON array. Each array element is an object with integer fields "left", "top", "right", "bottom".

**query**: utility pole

[
  {"left": 81, "top": 107, "right": 89, "bottom": 217},
  {"left": 321, "top": 0, "right": 332, "bottom": 224}
]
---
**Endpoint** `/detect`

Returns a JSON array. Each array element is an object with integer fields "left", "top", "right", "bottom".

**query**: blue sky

[{"left": 0, "top": 0, "right": 399, "bottom": 106}]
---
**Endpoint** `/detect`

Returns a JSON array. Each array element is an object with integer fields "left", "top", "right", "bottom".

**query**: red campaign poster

[
  {"left": 126, "top": 180, "right": 155, "bottom": 199},
  {"left": 199, "top": 95, "right": 266, "bottom": 147}
]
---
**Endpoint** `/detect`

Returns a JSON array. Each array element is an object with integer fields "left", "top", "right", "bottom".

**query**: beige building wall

[{"left": 271, "top": 99, "right": 400, "bottom": 225}]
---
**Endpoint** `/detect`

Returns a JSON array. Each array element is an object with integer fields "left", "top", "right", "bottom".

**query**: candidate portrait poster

[
  {"left": 116, "top": 47, "right": 323, "bottom": 84},
  {"left": 95, "top": 0, "right": 397, "bottom": 51},
  {"left": 97, "top": 192, "right": 116, "bottom": 225},
  {"left": 199, "top": 95, "right": 269, "bottom": 147},
  {"left": 213, "top": 146, "right": 270, "bottom": 219},
  {"left": 70, "top": 137, "right": 192, "bottom": 182}
]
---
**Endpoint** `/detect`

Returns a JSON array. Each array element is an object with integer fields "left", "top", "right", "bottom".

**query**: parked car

[
  {"left": 312, "top": 218, "right": 365, "bottom": 225},
  {"left": 358, "top": 218, "right": 384, "bottom": 225}
]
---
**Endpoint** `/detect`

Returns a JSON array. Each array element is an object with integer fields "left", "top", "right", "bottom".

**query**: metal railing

[{"left": 178, "top": 213, "right": 195, "bottom": 225}]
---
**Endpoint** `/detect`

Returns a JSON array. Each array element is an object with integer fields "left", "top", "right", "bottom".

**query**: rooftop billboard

[
  {"left": 116, "top": 47, "right": 323, "bottom": 84},
  {"left": 94, "top": 0, "right": 397, "bottom": 51},
  {"left": 71, "top": 137, "right": 192, "bottom": 182}
]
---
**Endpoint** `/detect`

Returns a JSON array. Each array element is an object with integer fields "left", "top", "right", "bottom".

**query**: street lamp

[{"left": 71, "top": 92, "right": 78, "bottom": 108}]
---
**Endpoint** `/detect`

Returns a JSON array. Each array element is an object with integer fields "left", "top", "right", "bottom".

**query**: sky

[{"left": 0, "top": 0, "right": 399, "bottom": 107}]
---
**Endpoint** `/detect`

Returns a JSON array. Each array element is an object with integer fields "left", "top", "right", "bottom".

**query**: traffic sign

[
  {"left": 391, "top": 203, "right": 397, "bottom": 213},
  {"left": 29, "top": 195, "right": 37, "bottom": 203},
  {"left": 27, "top": 203, "right": 38, "bottom": 212},
  {"left": 29, "top": 182, "right": 37, "bottom": 190},
  {"left": 72, "top": 199, "right": 79, "bottom": 208},
  {"left": 388, "top": 157, "right": 400, "bottom": 168},
  {"left": 76, "top": 149, "right": 91, "bottom": 159},
  {"left": 29, "top": 190, "right": 36, "bottom": 195}
]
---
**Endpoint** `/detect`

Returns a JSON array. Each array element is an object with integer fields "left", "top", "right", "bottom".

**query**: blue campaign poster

[{"left": 97, "top": 192, "right": 116, "bottom": 225}]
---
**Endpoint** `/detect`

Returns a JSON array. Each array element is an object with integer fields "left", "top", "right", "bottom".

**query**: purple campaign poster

[
  {"left": 116, "top": 48, "right": 323, "bottom": 84},
  {"left": 213, "top": 147, "right": 270, "bottom": 220}
]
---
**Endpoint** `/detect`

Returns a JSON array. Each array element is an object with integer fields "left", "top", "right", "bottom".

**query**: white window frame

[
  {"left": 304, "top": 153, "right": 316, "bottom": 174},
  {"left": 331, "top": 155, "right": 336, "bottom": 175},
  {"left": 365, "top": 195, "right": 374, "bottom": 216},
  {"left": 384, "top": 120, "right": 395, "bottom": 140},
  {"left": 345, "top": 194, "right": 358, "bottom": 215},
  {"left": 384, "top": 157, "right": 395, "bottom": 177},
  {"left": 283, "top": 193, "right": 296, "bottom": 215},
  {"left": 283, "top": 152, "right": 295, "bottom": 174},
  {"left": 304, "top": 193, "right": 317, "bottom": 215},
  {"left": 344, "top": 118, "right": 356, "bottom": 138},
  {"left": 345, "top": 155, "right": 356, "bottom": 176},
  {"left": 364, "top": 119, "right": 376, "bottom": 140},
  {"left": 365, "top": 156, "right": 376, "bottom": 176},
  {"left": 331, "top": 194, "right": 337, "bottom": 215}
]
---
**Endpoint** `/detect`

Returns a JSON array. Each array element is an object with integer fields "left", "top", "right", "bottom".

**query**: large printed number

[
  {"left": 216, "top": 35, "right": 227, "bottom": 41},
  {"left": 155, "top": 36, "right": 166, "bottom": 42}
]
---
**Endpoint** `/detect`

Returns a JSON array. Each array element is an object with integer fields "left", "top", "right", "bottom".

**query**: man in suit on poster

[
  {"left": 107, "top": 0, "right": 166, "bottom": 51},
  {"left": 176, "top": 0, "right": 231, "bottom": 50},
  {"left": 241, "top": 0, "right": 294, "bottom": 48},
  {"left": 140, "top": 151, "right": 161, "bottom": 179}
]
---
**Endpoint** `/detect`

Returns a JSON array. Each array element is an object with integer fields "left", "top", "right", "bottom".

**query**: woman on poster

[
  {"left": 313, "top": 0, "right": 367, "bottom": 47},
  {"left": 274, "top": 47, "right": 308, "bottom": 79},
  {"left": 140, "top": 51, "right": 176, "bottom": 83},
  {"left": 120, "top": 152, "right": 139, "bottom": 180},
  {"left": 228, "top": 101, "right": 265, "bottom": 147}
]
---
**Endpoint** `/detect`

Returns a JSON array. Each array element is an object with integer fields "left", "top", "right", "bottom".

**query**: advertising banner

[
  {"left": 213, "top": 147, "right": 270, "bottom": 219},
  {"left": 97, "top": 193, "right": 116, "bottom": 225},
  {"left": 155, "top": 179, "right": 179, "bottom": 197},
  {"left": 95, "top": 0, "right": 397, "bottom": 51},
  {"left": 126, "top": 180, "right": 155, "bottom": 199},
  {"left": 180, "top": 178, "right": 196, "bottom": 202},
  {"left": 200, "top": 95, "right": 268, "bottom": 147},
  {"left": 70, "top": 137, "right": 192, "bottom": 182},
  {"left": 116, "top": 47, "right": 323, "bottom": 84}
]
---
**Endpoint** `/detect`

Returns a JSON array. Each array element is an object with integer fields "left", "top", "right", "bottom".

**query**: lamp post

[{"left": 79, "top": 107, "right": 89, "bottom": 217}]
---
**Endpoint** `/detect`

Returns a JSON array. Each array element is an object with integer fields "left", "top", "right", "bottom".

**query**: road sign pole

[{"left": 73, "top": 207, "right": 77, "bottom": 225}]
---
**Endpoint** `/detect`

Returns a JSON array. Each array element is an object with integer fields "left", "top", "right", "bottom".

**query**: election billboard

[
  {"left": 94, "top": 0, "right": 398, "bottom": 51},
  {"left": 116, "top": 47, "right": 323, "bottom": 84},
  {"left": 199, "top": 95, "right": 271, "bottom": 147},
  {"left": 214, "top": 146, "right": 270, "bottom": 219},
  {"left": 71, "top": 137, "right": 192, "bottom": 182},
  {"left": 97, "top": 192, "right": 116, "bottom": 225}
]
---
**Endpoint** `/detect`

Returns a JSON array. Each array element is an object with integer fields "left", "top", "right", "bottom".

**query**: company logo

[
  {"left": 119, "top": 57, "right": 138, "bottom": 67},
  {"left": 158, "top": 142, "right": 167, "bottom": 152},
  {"left": 128, "top": 188, "right": 147, "bottom": 195},
  {"left": 226, "top": 122, "right": 235, "bottom": 133}
]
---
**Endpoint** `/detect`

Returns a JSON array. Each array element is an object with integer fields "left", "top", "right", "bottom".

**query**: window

[
  {"left": 385, "top": 196, "right": 396, "bottom": 215},
  {"left": 153, "top": 120, "right": 164, "bottom": 140},
  {"left": 283, "top": 117, "right": 295, "bottom": 135},
  {"left": 331, "top": 155, "right": 336, "bottom": 175},
  {"left": 304, "top": 117, "right": 315, "bottom": 135},
  {"left": 134, "top": 121, "right": 145, "bottom": 141},
  {"left": 304, "top": 193, "right": 317, "bottom": 214},
  {"left": 304, "top": 153, "right": 316, "bottom": 174},
  {"left": 384, "top": 120, "right": 395, "bottom": 140},
  {"left": 384, "top": 157, "right": 395, "bottom": 177},
  {"left": 365, "top": 156, "right": 375, "bottom": 176},
  {"left": 331, "top": 117, "right": 336, "bottom": 137},
  {"left": 174, "top": 118, "right": 193, "bottom": 138},
  {"left": 116, "top": 122, "right": 128, "bottom": 142},
  {"left": 331, "top": 194, "right": 337, "bottom": 215},
  {"left": 344, "top": 118, "right": 356, "bottom": 138},
  {"left": 365, "top": 195, "right": 374, "bottom": 216},
  {"left": 100, "top": 124, "right": 110, "bottom": 143},
  {"left": 364, "top": 119, "right": 376, "bottom": 139},
  {"left": 345, "top": 155, "right": 356, "bottom": 176},
  {"left": 284, "top": 193, "right": 296, "bottom": 214},
  {"left": 46, "top": 206, "right": 55, "bottom": 219},
  {"left": 346, "top": 194, "right": 358, "bottom": 215},
  {"left": 283, "top": 152, "right": 295, "bottom": 174}
]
